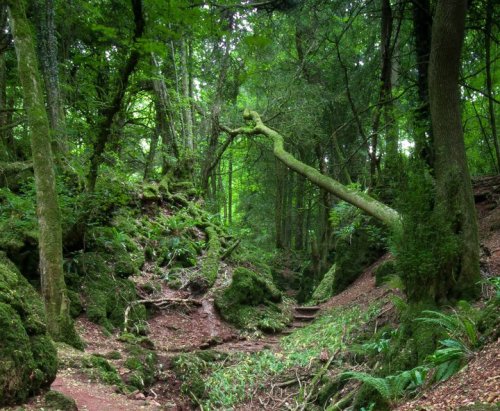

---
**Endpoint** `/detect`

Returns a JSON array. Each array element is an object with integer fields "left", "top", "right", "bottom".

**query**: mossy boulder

[
  {"left": 0, "top": 253, "right": 58, "bottom": 406},
  {"left": 215, "top": 267, "right": 290, "bottom": 332},
  {"left": 75, "top": 252, "right": 146, "bottom": 332},
  {"left": 43, "top": 390, "right": 78, "bottom": 411}
]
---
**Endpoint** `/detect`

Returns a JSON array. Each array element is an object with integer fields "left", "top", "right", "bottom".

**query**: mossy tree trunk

[
  {"left": 429, "top": 0, "right": 480, "bottom": 300},
  {"left": 33, "top": 0, "right": 67, "bottom": 158},
  {"left": 87, "top": 0, "right": 144, "bottom": 191},
  {"left": 7, "top": 0, "right": 78, "bottom": 344}
]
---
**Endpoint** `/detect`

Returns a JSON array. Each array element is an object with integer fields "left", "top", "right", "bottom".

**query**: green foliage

[
  {"left": 391, "top": 164, "right": 459, "bottom": 302},
  {"left": 43, "top": 390, "right": 78, "bottom": 411},
  {"left": 343, "top": 366, "right": 427, "bottom": 406},
  {"left": 82, "top": 355, "right": 123, "bottom": 386},
  {"left": 201, "top": 304, "right": 381, "bottom": 409}
]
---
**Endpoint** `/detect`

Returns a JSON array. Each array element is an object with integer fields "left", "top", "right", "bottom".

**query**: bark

[
  {"left": 34, "top": 0, "right": 67, "bottom": 156},
  {"left": 7, "top": 0, "right": 78, "bottom": 344},
  {"left": 228, "top": 110, "right": 401, "bottom": 228},
  {"left": 413, "top": 0, "right": 433, "bottom": 166},
  {"left": 151, "top": 54, "right": 179, "bottom": 174},
  {"left": 87, "top": 0, "right": 145, "bottom": 191},
  {"left": 180, "top": 37, "right": 194, "bottom": 150},
  {"left": 295, "top": 150, "right": 306, "bottom": 250},
  {"left": 143, "top": 127, "right": 159, "bottom": 182},
  {"left": 0, "top": 52, "right": 7, "bottom": 161},
  {"left": 228, "top": 152, "right": 233, "bottom": 224},
  {"left": 275, "top": 158, "right": 285, "bottom": 249},
  {"left": 485, "top": 0, "right": 499, "bottom": 173},
  {"left": 429, "top": 0, "right": 480, "bottom": 300}
]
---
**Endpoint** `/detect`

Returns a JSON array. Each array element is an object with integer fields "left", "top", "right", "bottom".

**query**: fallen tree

[{"left": 224, "top": 109, "right": 401, "bottom": 229}]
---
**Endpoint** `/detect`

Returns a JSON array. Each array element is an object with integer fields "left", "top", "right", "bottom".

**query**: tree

[
  {"left": 7, "top": 0, "right": 79, "bottom": 345},
  {"left": 428, "top": 0, "right": 480, "bottom": 300}
]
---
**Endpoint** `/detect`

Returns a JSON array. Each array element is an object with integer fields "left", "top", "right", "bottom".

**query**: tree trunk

[
  {"left": 180, "top": 37, "right": 194, "bottom": 151},
  {"left": 485, "top": 0, "right": 499, "bottom": 173},
  {"left": 7, "top": 0, "right": 79, "bottom": 346},
  {"left": 143, "top": 127, "right": 159, "bottom": 182},
  {"left": 413, "top": 0, "right": 433, "bottom": 167},
  {"left": 34, "top": 0, "right": 67, "bottom": 157},
  {"left": 151, "top": 54, "right": 179, "bottom": 174},
  {"left": 275, "top": 158, "right": 285, "bottom": 249},
  {"left": 228, "top": 152, "right": 233, "bottom": 224},
  {"left": 429, "top": 0, "right": 480, "bottom": 300},
  {"left": 295, "top": 152, "right": 306, "bottom": 250},
  {"left": 87, "top": 0, "right": 144, "bottom": 191}
]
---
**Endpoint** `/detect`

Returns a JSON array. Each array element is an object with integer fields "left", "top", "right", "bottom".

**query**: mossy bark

[
  {"left": 429, "top": 0, "right": 480, "bottom": 300},
  {"left": 7, "top": 0, "right": 79, "bottom": 345}
]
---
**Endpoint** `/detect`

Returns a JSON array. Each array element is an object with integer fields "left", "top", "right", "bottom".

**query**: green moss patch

[
  {"left": 215, "top": 267, "right": 290, "bottom": 332},
  {"left": 0, "top": 253, "right": 57, "bottom": 406},
  {"left": 43, "top": 390, "right": 78, "bottom": 411}
]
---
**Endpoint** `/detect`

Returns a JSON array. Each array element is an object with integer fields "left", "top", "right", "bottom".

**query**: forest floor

[{"left": 4, "top": 177, "right": 500, "bottom": 411}]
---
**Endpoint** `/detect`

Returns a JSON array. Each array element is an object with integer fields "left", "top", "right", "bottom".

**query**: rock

[
  {"left": 134, "top": 392, "right": 146, "bottom": 400},
  {"left": 0, "top": 253, "right": 58, "bottom": 406}
]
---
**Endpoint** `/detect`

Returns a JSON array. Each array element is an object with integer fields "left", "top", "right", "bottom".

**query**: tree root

[{"left": 124, "top": 298, "right": 201, "bottom": 332}]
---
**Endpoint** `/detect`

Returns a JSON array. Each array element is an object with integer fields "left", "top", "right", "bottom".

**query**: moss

[
  {"left": 215, "top": 267, "right": 290, "bottom": 332},
  {"left": 43, "top": 390, "right": 78, "bottom": 411},
  {"left": 105, "top": 350, "right": 122, "bottom": 360},
  {"left": 66, "top": 289, "right": 83, "bottom": 318},
  {"left": 374, "top": 260, "right": 396, "bottom": 286},
  {"left": 0, "top": 255, "right": 57, "bottom": 406},
  {"left": 142, "top": 183, "right": 161, "bottom": 201},
  {"left": 0, "top": 302, "right": 35, "bottom": 405},
  {"left": 311, "top": 264, "right": 337, "bottom": 303},
  {"left": 352, "top": 384, "right": 390, "bottom": 411},
  {"left": 171, "top": 354, "right": 208, "bottom": 401},
  {"left": 123, "top": 348, "right": 157, "bottom": 390},
  {"left": 477, "top": 298, "right": 499, "bottom": 342},
  {"left": 82, "top": 355, "right": 122, "bottom": 386},
  {"left": 199, "top": 227, "right": 220, "bottom": 288},
  {"left": 75, "top": 252, "right": 146, "bottom": 332}
]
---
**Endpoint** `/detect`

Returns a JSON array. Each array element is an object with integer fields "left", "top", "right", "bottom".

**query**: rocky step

[
  {"left": 293, "top": 314, "right": 316, "bottom": 322},
  {"left": 294, "top": 306, "right": 320, "bottom": 314},
  {"left": 281, "top": 321, "right": 309, "bottom": 335}
]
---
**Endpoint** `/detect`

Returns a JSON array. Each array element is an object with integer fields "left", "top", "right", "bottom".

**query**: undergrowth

[{"left": 197, "top": 303, "right": 383, "bottom": 409}]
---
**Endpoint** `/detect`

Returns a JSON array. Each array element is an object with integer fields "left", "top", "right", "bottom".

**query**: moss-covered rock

[
  {"left": 0, "top": 253, "right": 57, "bottom": 406},
  {"left": 311, "top": 263, "right": 337, "bottom": 303},
  {"left": 75, "top": 252, "right": 146, "bottom": 332},
  {"left": 43, "top": 390, "right": 78, "bottom": 411},
  {"left": 82, "top": 355, "right": 123, "bottom": 386},
  {"left": 215, "top": 267, "right": 290, "bottom": 332}
]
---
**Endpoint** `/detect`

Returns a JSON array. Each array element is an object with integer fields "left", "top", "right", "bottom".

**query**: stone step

[
  {"left": 293, "top": 314, "right": 316, "bottom": 322},
  {"left": 294, "top": 306, "right": 320, "bottom": 314}
]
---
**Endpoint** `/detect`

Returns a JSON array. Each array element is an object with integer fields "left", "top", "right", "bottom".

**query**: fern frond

[{"left": 341, "top": 371, "right": 391, "bottom": 401}]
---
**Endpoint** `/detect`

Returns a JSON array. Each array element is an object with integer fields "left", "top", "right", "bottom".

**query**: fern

[
  {"left": 341, "top": 366, "right": 427, "bottom": 403},
  {"left": 416, "top": 308, "right": 478, "bottom": 349},
  {"left": 342, "top": 371, "right": 392, "bottom": 401}
]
